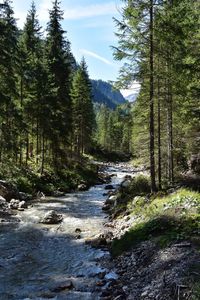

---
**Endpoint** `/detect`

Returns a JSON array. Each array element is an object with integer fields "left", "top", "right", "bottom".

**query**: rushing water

[{"left": 0, "top": 164, "right": 133, "bottom": 300}]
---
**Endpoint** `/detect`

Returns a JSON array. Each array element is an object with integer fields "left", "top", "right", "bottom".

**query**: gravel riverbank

[{"left": 97, "top": 168, "right": 200, "bottom": 300}]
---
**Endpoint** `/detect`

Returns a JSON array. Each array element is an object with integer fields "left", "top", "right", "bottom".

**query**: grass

[
  {"left": 111, "top": 188, "right": 200, "bottom": 256},
  {"left": 192, "top": 284, "right": 200, "bottom": 300}
]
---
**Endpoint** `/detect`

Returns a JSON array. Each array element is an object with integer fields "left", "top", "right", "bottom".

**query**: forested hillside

[
  {"left": 0, "top": 0, "right": 199, "bottom": 193},
  {"left": 91, "top": 79, "right": 126, "bottom": 109},
  {"left": 0, "top": 0, "right": 97, "bottom": 192},
  {"left": 0, "top": 0, "right": 200, "bottom": 299}
]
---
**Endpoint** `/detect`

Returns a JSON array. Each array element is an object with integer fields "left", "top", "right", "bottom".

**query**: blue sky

[{"left": 11, "top": 0, "right": 123, "bottom": 83}]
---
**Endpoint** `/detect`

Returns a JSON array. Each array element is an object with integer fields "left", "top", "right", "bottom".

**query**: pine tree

[
  {"left": 0, "top": 0, "right": 18, "bottom": 162},
  {"left": 71, "top": 58, "right": 95, "bottom": 157}
]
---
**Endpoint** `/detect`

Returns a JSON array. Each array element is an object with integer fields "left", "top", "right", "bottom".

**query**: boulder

[
  {"left": 85, "top": 232, "right": 113, "bottom": 248},
  {"left": 0, "top": 196, "right": 8, "bottom": 210},
  {"left": 41, "top": 210, "right": 63, "bottom": 224},
  {"left": 9, "top": 199, "right": 20, "bottom": 210},
  {"left": 18, "top": 192, "right": 32, "bottom": 202},
  {"left": 9, "top": 199, "right": 28, "bottom": 210},
  {"left": 121, "top": 180, "right": 131, "bottom": 188},
  {"left": 102, "top": 203, "right": 111, "bottom": 211},
  {"left": 106, "top": 195, "right": 117, "bottom": 203},
  {"left": 0, "top": 180, "right": 19, "bottom": 201},
  {"left": 18, "top": 200, "right": 28, "bottom": 209}
]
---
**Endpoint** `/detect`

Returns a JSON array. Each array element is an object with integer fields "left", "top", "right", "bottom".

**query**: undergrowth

[
  {"left": 111, "top": 188, "right": 200, "bottom": 257},
  {"left": 0, "top": 160, "right": 98, "bottom": 196}
]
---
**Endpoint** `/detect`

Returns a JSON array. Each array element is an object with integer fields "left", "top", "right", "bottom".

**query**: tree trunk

[
  {"left": 167, "top": 81, "right": 174, "bottom": 185},
  {"left": 41, "top": 131, "right": 45, "bottom": 175},
  {"left": 26, "top": 134, "right": 29, "bottom": 167},
  {"left": 157, "top": 67, "right": 162, "bottom": 190},
  {"left": 149, "top": 0, "right": 156, "bottom": 192},
  {"left": 19, "top": 76, "right": 23, "bottom": 166}
]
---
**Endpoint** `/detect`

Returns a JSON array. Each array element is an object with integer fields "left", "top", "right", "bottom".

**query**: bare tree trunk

[
  {"left": 157, "top": 66, "right": 162, "bottom": 190},
  {"left": 20, "top": 77, "right": 23, "bottom": 166},
  {"left": 36, "top": 116, "right": 39, "bottom": 165},
  {"left": 149, "top": 0, "right": 156, "bottom": 192},
  {"left": 167, "top": 81, "right": 174, "bottom": 185}
]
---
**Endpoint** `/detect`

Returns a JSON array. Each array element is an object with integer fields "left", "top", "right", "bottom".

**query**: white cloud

[
  {"left": 120, "top": 82, "right": 141, "bottom": 97},
  {"left": 38, "top": 0, "right": 52, "bottom": 22},
  {"left": 14, "top": 10, "right": 27, "bottom": 29},
  {"left": 12, "top": 0, "right": 121, "bottom": 28},
  {"left": 80, "top": 49, "right": 114, "bottom": 66},
  {"left": 64, "top": 2, "right": 118, "bottom": 20}
]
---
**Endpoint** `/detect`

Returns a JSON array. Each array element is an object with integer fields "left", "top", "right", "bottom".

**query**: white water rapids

[{"left": 0, "top": 164, "right": 133, "bottom": 300}]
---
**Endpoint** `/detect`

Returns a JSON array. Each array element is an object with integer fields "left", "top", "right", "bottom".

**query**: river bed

[{"left": 0, "top": 164, "right": 133, "bottom": 300}]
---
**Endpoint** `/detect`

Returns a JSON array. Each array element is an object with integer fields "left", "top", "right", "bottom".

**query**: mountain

[
  {"left": 125, "top": 92, "right": 139, "bottom": 103},
  {"left": 91, "top": 80, "right": 126, "bottom": 109}
]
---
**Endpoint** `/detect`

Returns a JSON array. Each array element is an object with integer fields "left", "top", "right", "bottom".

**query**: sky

[{"left": 11, "top": 0, "right": 140, "bottom": 97}]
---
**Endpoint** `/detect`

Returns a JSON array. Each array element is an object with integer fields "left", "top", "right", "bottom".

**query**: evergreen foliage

[
  {"left": 0, "top": 0, "right": 94, "bottom": 177},
  {"left": 113, "top": 0, "right": 200, "bottom": 190}
]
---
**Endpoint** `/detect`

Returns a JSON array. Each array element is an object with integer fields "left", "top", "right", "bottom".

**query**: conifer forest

[{"left": 0, "top": 1, "right": 200, "bottom": 299}]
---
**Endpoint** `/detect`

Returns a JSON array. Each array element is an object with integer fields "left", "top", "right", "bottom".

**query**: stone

[
  {"left": 0, "top": 180, "right": 19, "bottom": 201},
  {"left": 102, "top": 204, "right": 111, "bottom": 211},
  {"left": 77, "top": 184, "right": 88, "bottom": 191},
  {"left": 18, "top": 192, "right": 32, "bottom": 202},
  {"left": 9, "top": 199, "right": 20, "bottom": 210},
  {"left": 121, "top": 180, "right": 131, "bottom": 188},
  {"left": 52, "top": 190, "right": 65, "bottom": 197},
  {"left": 18, "top": 200, "right": 27, "bottom": 209},
  {"left": 85, "top": 234, "right": 108, "bottom": 248},
  {"left": 37, "top": 191, "right": 46, "bottom": 199},
  {"left": 41, "top": 210, "right": 63, "bottom": 224},
  {"left": 105, "top": 185, "right": 114, "bottom": 190},
  {"left": 109, "top": 195, "right": 118, "bottom": 201},
  {"left": 98, "top": 271, "right": 106, "bottom": 279},
  {"left": 0, "top": 196, "right": 8, "bottom": 210},
  {"left": 75, "top": 228, "right": 81, "bottom": 233},
  {"left": 96, "top": 280, "right": 106, "bottom": 287},
  {"left": 9, "top": 199, "right": 28, "bottom": 210},
  {"left": 50, "top": 280, "right": 73, "bottom": 292},
  {"left": 75, "top": 234, "right": 81, "bottom": 239}
]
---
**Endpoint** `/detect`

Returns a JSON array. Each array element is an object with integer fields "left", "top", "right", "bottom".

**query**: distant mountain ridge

[{"left": 91, "top": 79, "right": 126, "bottom": 109}]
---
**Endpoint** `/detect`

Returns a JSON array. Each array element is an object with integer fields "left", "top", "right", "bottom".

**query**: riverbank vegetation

[
  {"left": 0, "top": 0, "right": 99, "bottom": 192},
  {"left": 1, "top": 0, "right": 199, "bottom": 195},
  {"left": 112, "top": 0, "right": 200, "bottom": 191},
  {"left": 111, "top": 186, "right": 200, "bottom": 256}
]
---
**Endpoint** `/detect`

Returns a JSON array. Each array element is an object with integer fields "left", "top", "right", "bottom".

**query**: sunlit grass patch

[{"left": 111, "top": 188, "right": 200, "bottom": 256}]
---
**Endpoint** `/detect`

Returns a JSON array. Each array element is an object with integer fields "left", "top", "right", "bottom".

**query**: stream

[{"left": 0, "top": 164, "right": 133, "bottom": 300}]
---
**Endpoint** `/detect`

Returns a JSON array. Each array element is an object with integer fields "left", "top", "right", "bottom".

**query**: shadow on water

[
  {"left": 0, "top": 223, "right": 103, "bottom": 300},
  {"left": 0, "top": 165, "right": 129, "bottom": 300}
]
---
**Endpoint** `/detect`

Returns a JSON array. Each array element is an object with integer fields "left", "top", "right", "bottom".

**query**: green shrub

[
  {"left": 15, "top": 176, "right": 33, "bottom": 194},
  {"left": 128, "top": 175, "right": 151, "bottom": 195}
]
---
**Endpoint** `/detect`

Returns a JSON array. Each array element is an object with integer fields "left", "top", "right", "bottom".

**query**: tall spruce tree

[
  {"left": 71, "top": 58, "right": 94, "bottom": 157},
  {"left": 17, "top": 1, "right": 44, "bottom": 166},
  {"left": 45, "top": 0, "right": 73, "bottom": 167},
  {"left": 0, "top": 0, "right": 18, "bottom": 162},
  {"left": 113, "top": 0, "right": 161, "bottom": 191}
]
